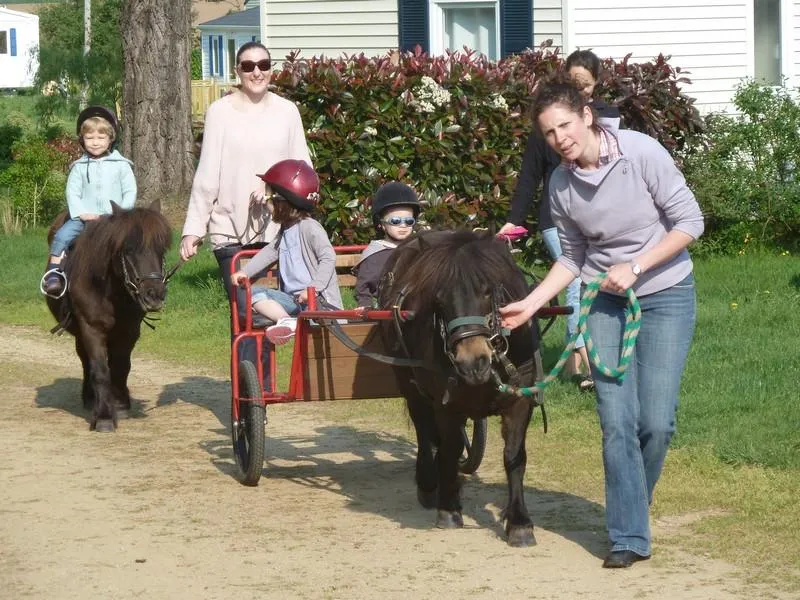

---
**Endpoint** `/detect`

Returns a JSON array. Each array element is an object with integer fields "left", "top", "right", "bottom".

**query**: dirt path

[{"left": 0, "top": 324, "right": 792, "bottom": 600}]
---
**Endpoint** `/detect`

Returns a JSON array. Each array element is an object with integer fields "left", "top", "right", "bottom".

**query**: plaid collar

[{"left": 563, "top": 127, "right": 621, "bottom": 170}]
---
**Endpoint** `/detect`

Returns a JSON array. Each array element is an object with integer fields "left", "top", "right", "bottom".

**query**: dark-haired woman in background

[{"left": 499, "top": 49, "right": 619, "bottom": 390}]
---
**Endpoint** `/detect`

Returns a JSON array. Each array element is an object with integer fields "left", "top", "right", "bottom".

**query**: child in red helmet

[
  {"left": 231, "top": 159, "right": 342, "bottom": 344},
  {"left": 353, "top": 182, "right": 420, "bottom": 307}
]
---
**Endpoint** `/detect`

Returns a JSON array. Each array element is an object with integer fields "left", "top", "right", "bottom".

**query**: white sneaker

[{"left": 266, "top": 317, "right": 297, "bottom": 345}]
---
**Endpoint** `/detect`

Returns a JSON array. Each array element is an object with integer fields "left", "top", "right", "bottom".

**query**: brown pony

[
  {"left": 46, "top": 200, "right": 172, "bottom": 432},
  {"left": 378, "top": 229, "right": 540, "bottom": 546}
]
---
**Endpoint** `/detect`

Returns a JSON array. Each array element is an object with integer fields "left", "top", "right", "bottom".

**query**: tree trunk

[{"left": 120, "top": 0, "right": 194, "bottom": 206}]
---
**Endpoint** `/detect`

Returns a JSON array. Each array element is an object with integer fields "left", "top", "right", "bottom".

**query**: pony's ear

[
  {"left": 110, "top": 201, "right": 124, "bottom": 216},
  {"left": 148, "top": 198, "right": 162, "bottom": 214}
]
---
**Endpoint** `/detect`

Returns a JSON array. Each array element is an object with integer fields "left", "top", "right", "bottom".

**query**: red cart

[{"left": 228, "top": 245, "right": 568, "bottom": 486}]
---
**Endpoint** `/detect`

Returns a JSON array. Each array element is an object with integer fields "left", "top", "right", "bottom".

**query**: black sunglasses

[
  {"left": 239, "top": 59, "right": 271, "bottom": 73},
  {"left": 382, "top": 216, "right": 416, "bottom": 227}
]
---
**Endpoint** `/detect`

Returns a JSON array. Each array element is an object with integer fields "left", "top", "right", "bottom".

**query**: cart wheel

[
  {"left": 458, "top": 417, "right": 487, "bottom": 474},
  {"left": 232, "top": 360, "right": 265, "bottom": 486}
]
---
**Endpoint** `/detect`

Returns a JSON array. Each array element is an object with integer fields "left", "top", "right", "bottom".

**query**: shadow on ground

[{"left": 200, "top": 420, "right": 607, "bottom": 558}]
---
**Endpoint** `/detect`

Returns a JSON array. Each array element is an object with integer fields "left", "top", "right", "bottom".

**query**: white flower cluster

[
  {"left": 489, "top": 93, "right": 508, "bottom": 111},
  {"left": 364, "top": 126, "right": 378, "bottom": 136},
  {"left": 411, "top": 76, "right": 451, "bottom": 113}
]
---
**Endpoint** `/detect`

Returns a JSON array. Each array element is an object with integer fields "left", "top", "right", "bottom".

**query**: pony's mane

[
  {"left": 388, "top": 229, "right": 528, "bottom": 306},
  {"left": 69, "top": 206, "right": 172, "bottom": 281}
]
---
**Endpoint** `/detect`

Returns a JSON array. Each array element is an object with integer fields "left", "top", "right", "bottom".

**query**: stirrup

[{"left": 40, "top": 268, "right": 68, "bottom": 299}]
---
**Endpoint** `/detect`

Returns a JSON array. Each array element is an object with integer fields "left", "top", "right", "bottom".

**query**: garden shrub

[
  {"left": 683, "top": 80, "right": 800, "bottom": 254},
  {"left": 0, "top": 138, "right": 71, "bottom": 228},
  {"left": 264, "top": 46, "right": 702, "bottom": 245}
]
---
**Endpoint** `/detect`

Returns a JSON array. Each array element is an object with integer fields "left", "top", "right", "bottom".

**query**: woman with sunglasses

[
  {"left": 179, "top": 42, "right": 312, "bottom": 379},
  {"left": 354, "top": 182, "right": 420, "bottom": 307}
]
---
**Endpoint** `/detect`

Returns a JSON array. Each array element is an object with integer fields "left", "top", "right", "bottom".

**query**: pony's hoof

[
  {"left": 417, "top": 487, "right": 438, "bottom": 509},
  {"left": 507, "top": 525, "right": 537, "bottom": 547},
  {"left": 435, "top": 510, "right": 464, "bottom": 529},
  {"left": 94, "top": 419, "right": 115, "bottom": 433}
]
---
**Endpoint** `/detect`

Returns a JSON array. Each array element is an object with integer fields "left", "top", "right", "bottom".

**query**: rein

[{"left": 497, "top": 273, "right": 642, "bottom": 398}]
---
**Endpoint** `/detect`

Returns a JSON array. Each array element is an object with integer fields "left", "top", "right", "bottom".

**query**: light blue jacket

[{"left": 66, "top": 150, "right": 137, "bottom": 218}]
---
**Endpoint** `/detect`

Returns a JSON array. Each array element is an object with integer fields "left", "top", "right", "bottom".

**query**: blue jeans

[
  {"left": 251, "top": 287, "right": 302, "bottom": 316},
  {"left": 541, "top": 227, "right": 584, "bottom": 349},
  {"left": 50, "top": 218, "right": 85, "bottom": 256},
  {"left": 586, "top": 273, "right": 696, "bottom": 556}
]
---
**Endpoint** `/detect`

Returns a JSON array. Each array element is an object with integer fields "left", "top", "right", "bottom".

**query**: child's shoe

[
  {"left": 266, "top": 317, "right": 297, "bottom": 345},
  {"left": 40, "top": 268, "right": 67, "bottom": 299}
]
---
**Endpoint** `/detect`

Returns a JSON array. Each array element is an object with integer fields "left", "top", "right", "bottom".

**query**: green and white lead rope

[{"left": 497, "top": 273, "right": 642, "bottom": 397}]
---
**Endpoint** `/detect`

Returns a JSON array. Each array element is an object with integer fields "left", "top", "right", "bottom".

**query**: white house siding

[
  {"left": 533, "top": 0, "right": 563, "bottom": 48},
  {"left": 792, "top": 0, "right": 800, "bottom": 87},
  {"left": 266, "top": 0, "right": 399, "bottom": 60},
  {"left": 565, "top": 0, "right": 753, "bottom": 113}
]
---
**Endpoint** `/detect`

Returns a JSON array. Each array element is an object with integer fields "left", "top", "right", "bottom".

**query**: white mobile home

[{"left": 0, "top": 6, "right": 39, "bottom": 88}]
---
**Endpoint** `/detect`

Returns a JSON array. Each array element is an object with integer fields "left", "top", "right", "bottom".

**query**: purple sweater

[{"left": 549, "top": 123, "right": 704, "bottom": 297}]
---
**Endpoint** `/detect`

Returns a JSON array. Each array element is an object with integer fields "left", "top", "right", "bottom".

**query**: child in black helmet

[
  {"left": 40, "top": 105, "right": 136, "bottom": 298},
  {"left": 354, "top": 182, "right": 420, "bottom": 307}
]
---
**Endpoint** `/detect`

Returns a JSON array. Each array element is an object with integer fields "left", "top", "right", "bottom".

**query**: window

[
  {"left": 754, "top": 0, "right": 781, "bottom": 85},
  {"left": 431, "top": 1, "right": 499, "bottom": 60},
  {"left": 399, "top": 0, "right": 531, "bottom": 59},
  {"left": 228, "top": 38, "right": 237, "bottom": 80},
  {"left": 0, "top": 31, "right": 7, "bottom": 55}
]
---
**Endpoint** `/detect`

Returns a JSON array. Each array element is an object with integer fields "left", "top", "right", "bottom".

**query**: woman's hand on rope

[
  {"left": 179, "top": 235, "right": 201, "bottom": 261},
  {"left": 601, "top": 262, "right": 639, "bottom": 294}
]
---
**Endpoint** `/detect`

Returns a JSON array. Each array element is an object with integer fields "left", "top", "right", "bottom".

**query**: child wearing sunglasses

[
  {"left": 354, "top": 182, "right": 420, "bottom": 307},
  {"left": 231, "top": 159, "right": 343, "bottom": 345}
]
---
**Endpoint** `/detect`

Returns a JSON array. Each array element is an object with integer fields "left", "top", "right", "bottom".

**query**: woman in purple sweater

[{"left": 501, "top": 76, "right": 704, "bottom": 569}]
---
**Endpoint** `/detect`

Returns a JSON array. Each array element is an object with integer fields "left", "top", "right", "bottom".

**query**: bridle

[
  {"left": 120, "top": 253, "right": 166, "bottom": 310},
  {"left": 435, "top": 285, "right": 510, "bottom": 369}
]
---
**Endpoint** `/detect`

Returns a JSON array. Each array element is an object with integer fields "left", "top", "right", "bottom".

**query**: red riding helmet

[{"left": 257, "top": 159, "right": 320, "bottom": 211}]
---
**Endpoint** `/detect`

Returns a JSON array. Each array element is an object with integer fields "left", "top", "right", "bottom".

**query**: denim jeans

[
  {"left": 251, "top": 287, "right": 302, "bottom": 316},
  {"left": 50, "top": 218, "right": 85, "bottom": 256},
  {"left": 586, "top": 273, "right": 696, "bottom": 556},
  {"left": 541, "top": 227, "right": 584, "bottom": 349}
]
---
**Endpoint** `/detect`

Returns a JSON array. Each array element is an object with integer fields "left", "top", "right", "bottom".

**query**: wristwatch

[{"left": 631, "top": 262, "right": 642, "bottom": 277}]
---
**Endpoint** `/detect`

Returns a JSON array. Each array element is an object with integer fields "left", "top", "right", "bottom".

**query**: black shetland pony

[
  {"left": 379, "top": 229, "right": 540, "bottom": 547},
  {"left": 46, "top": 200, "right": 172, "bottom": 432}
]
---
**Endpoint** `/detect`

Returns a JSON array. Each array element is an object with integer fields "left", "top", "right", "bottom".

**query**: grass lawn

[{"left": 1, "top": 227, "right": 798, "bottom": 588}]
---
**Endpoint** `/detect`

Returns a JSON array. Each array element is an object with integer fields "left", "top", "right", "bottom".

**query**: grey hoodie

[{"left": 548, "top": 122, "right": 704, "bottom": 297}]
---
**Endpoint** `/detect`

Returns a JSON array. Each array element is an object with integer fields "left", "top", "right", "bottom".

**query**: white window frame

[{"left": 428, "top": 0, "right": 501, "bottom": 59}]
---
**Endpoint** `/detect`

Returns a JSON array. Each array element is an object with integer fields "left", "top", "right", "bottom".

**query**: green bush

[
  {"left": 0, "top": 138, "right": 70, "bottom": 228},
  {"left": 262, "top": 47, "right": 702, "bottom": 245},
  {"left": 684, "top": 80, "right": 800, "bottom": 254}
]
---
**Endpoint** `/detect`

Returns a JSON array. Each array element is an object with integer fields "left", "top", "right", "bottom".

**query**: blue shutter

[
  {"left": 218, "top": 35, "right": 223, "bottom": 76},
  {"left": 207, "top": 35, "right": 214, "bottom": 76},
  {"left": 500, "top": 0, "right": 532, "bottom": 57},
  {"left": 10, "top": 28, "right": 16, "bottom": 57},
  {"left": 252, "top": 35, "right": 257, "bottom": 42},
  {"left": 398, "top": 0, "right": 429, "bottom": 53}
]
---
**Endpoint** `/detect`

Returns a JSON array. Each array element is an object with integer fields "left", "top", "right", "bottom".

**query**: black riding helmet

[
  {"left": 371, "top": 182, "right": 420, "bottom": 227},
  {"left": 76, "top": 105, "right": 120, "bottom": 149}
]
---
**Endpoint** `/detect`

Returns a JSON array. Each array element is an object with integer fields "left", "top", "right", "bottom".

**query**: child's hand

[
  {"left": 296, "top": 289, "right": 308, "bottom": 304},
  {"left": 232, "top": 271, "right": 249, "bottom": 287},
  {"left": 80, "top": 213, "right": 100, "bottom": 221}
]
